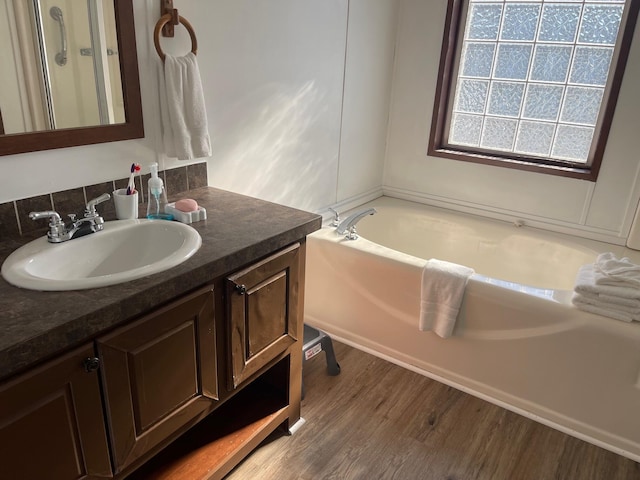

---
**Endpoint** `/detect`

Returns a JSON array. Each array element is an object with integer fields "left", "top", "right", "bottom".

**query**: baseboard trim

[{"left": 288, "top": 417, "right": 306, "bottom": 435}]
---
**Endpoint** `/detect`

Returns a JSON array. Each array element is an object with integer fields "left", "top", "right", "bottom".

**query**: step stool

[{"left": 302, "top": 325, "right": 340, "bottom": 398}]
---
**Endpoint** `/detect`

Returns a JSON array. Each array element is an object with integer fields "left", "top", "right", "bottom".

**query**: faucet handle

[
  {"left": 85, "top": 193, "right": 111, "bottom": 217},
  {"left": 29, "top": 211, "right": 66, "bottom": 241},
  {"left": 328, "top": 207, "right": 340, "bottom": 227},
  {"left": 346, "top": 225, "right": 358, "bottom": 240}
]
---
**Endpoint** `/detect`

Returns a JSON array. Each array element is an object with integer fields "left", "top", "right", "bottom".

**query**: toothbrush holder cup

[{"left": 113, "top": 188, "right": 139, "bottom": 220}]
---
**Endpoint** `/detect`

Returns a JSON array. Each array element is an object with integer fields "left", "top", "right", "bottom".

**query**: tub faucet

[
  {"left": 30, "top": 193, "right": 110, "bottom": 243},
  {"left": 336, "top": 207, "right": 376, "bottom": 240}
]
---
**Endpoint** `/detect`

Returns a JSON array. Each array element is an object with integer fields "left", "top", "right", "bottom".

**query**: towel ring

[{"left": 154, "top": 13, "right": 198, "bottom": 62}]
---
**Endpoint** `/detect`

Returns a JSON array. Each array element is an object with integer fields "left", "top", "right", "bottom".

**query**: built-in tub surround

[
  {"left": 0, "top": 162, "right": 208, "bottom": 239},
  {"left": 305, "top": 197, "right": 640, "bottom": 462}
]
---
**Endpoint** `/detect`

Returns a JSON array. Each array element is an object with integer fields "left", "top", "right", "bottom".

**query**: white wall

[
  {"left": 0, "top": 0, "right": 397, "bottom": 216},
  {"left": 384, "top": 0, "right": 640, "bottom": 244},
  {"left": 337, "top": 0, "right": 398, "bottom": 206},
  {"left": 183, "top": 0, "right": 347, "bottom": 212}
]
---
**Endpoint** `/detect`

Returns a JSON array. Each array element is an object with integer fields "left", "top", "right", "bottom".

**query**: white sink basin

[{"left": 1, "top": 219, "right": 202, "bottom": 291}]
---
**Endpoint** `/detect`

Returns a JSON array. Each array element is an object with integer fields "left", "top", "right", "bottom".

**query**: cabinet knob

[
  {"left": 234, "top": 284, "right": 247, "bottom": 295},
  {"left": 83, "top": 357, "right": 101, "bottom": 372}
]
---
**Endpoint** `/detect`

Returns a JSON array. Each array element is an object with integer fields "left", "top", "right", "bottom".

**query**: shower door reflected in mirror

[{"left": 0, "top": 0, "right": 125, "bottom": 134}]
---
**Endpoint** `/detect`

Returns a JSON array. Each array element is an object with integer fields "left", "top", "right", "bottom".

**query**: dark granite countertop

[{"left": 0, "top": 187, "right": 321, "bottom": 382}]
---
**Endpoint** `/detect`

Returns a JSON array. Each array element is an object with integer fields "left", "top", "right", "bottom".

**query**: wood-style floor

[{"left": 225, "top": 341, "right": 640, "bottom": 480}]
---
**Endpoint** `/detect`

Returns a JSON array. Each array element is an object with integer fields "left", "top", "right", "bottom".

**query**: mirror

[{"left": 0, "top": 0, "right": 143, "bottom": 156}]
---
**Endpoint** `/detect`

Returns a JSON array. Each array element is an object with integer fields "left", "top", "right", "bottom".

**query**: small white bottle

[{"left": 146, "top": 163, "right": 172, "bottom": 220}]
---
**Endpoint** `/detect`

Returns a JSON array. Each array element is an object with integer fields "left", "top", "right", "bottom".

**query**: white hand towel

[
  {"left": 574, "top": 264, "right": 640, "bottom": 301},
  {"left": 158, "top": 53, "right": 212, "bottom": 160},
  {"left": 594, "top": 252, "right": 640, "bottom": 287},
  {"left": 158, "top": 60, "right": 176, "bottom": 157},
  {"left": 420, "top": 259, "right": 474, "bottom": 338}
]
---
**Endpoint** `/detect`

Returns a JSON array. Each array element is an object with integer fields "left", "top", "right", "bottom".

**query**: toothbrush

[{"left": 126, "top": 163, "right": 141, "bottom": 195}]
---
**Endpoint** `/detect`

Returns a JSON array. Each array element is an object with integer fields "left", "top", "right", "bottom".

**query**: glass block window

[{"left": 430, "top": 0, "right": 639, "bottom": 180}]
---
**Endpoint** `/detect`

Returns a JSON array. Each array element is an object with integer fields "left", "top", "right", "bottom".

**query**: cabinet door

[
  {"left": 98, "top": 285, "right": 217, "bottom": 473},
  {"left": 227, "top": 243, "right": 300, "bottom": 388},
  {"left": 0, "top": 344, "right": 112, "bottom": 480}
]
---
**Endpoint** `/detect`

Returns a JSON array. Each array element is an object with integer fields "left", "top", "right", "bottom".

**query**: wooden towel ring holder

[{"left": 154, "top": 13, "right": 198, "bottom": 62}]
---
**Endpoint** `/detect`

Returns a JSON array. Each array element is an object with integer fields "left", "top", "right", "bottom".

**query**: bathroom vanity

[{"left": 0, "top": 187, "right": 321, "bottom": 479}]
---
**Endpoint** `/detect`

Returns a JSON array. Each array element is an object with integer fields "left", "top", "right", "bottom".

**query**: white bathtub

[{"left": 304, "top": 196, "right": 640, "bottom": 462}]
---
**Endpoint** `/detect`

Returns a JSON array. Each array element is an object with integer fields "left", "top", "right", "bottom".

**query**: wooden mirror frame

[{"left": 0, "top": 0, "right": 144, "bottom": 156}]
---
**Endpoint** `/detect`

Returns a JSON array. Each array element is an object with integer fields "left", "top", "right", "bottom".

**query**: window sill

[{"left": 427, "top": 146, "right": 596, "bottom": 182}]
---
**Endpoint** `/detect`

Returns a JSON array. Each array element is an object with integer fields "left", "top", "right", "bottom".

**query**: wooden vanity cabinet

[
  {"left": 0, "top": 344, "right": 112, "bottom": 480},
  {"left": 0, "top": 239, "right": 309, "bottom": 480},
  {"left": 129, "top": 242, "right": 307, "bottom": 479},
  {"left": 226, "top": 242, "right": 301, "bottom": 389},
  {"left": 98, "top": 285, "right": 217, "bottom": 474}
]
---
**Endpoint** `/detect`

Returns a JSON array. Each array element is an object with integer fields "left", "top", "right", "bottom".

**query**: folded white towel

[
  {"left": 572, "top": 292, "right": 640, "bottom": 316},
  {"left": 574, "top": 292, "right": 640, "bottom": 315},
  {"left": 572, "top": 263, "right": 640, "bottom": 322},
  {"left": 594, "top": 252, "right": 640, "bottom": 287},
  {"left": 420, "top": 259, "right": 474, "bottom": 338},
  {"left": 159, "top": 53, "right": 212, "bottom": 160},
  {"left": 574, "top": 264, "right": 640, "bottom": 301},
  {"left": 572, "top": 294, "right": 635, "bottom": 323}
]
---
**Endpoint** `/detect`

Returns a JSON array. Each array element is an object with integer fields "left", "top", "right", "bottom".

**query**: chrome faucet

[
  {"left": 336, "top": 207, "right": 376, "bottom": 240},
  {"left": 30, "top": 193, "right": 111, "bottom": 243}
]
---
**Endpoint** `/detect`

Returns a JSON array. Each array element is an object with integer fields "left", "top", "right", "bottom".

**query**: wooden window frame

[{"left": 428, "top": 0, "right": 640, "bottom": 181}]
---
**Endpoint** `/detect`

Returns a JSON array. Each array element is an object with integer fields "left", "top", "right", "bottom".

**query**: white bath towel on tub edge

[{"left": 420, "top": 259, "right": 474, "bottom": 338}]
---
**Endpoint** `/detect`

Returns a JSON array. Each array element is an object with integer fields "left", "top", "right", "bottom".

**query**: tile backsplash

[{"left": 0, "top": 162, "right": 207, "bottom": 239}]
